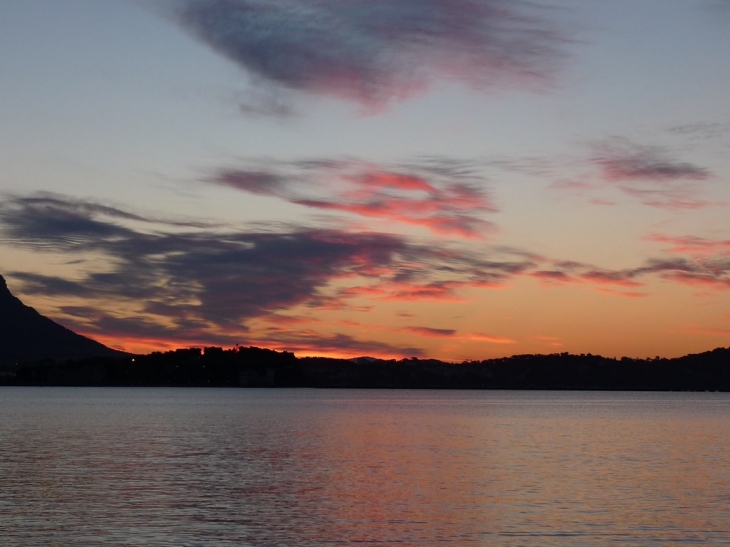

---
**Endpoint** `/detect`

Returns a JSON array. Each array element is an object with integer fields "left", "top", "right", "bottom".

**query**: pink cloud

[
  {"left": 662, "top": 272, "right": 730, "bottom": 290},
  {"left": 349, "top": 172, "right": 436, "bottom": 192},
  {"left": 210, "top": 159, "right": 498, "bottom": 239},
  {"left": 295, "top": 197, "right": 495, "bottom": 239},
  {"left": 339, "top": 319, "right": 363, "bottom": 328},
  {"left": 463, "top": 333, "right": 517, "bottom": 344},
  {"left": 646, "top": 233, "right": 730, "bottom": 256},
  {"left": 593, "top": 287, "right": 648, "bottom": 298}
]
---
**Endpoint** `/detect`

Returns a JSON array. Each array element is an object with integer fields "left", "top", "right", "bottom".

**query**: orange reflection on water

[
  {"left": 290, "top": 393, "right": 730, "bottom": 545},
  {"left": 3, "top": 390, "right": 730, "bottom": 546}
]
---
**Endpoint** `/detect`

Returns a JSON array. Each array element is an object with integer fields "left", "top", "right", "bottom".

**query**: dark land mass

[
  {"left": 4, "top": 345, "right": 730, "bottom": 391},
  {"left": 0, "top": 275, "right": 125, "bottom": 366},
  {"left": 1, "top": 274, "right": 729, "bottom": 390}
]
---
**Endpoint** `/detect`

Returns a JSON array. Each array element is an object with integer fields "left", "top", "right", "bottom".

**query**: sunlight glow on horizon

[{"left": 0, "top": 0, "right": 729, "bottom": 360}]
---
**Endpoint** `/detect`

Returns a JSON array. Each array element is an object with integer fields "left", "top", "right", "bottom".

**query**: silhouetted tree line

[{"left": 4, "top": 346, "right": 730, "bottom": 390}]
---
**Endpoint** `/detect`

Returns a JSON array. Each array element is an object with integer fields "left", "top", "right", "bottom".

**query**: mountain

[{"left": 0, "top": 275, "right": 125, "bottom": 364}]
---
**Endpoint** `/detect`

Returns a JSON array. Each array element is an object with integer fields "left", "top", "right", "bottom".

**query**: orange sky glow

[{"left": 1, "top": 1, "right": 729, "bottom": 360}]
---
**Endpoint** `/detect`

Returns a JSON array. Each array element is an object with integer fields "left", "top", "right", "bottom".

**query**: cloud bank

[{"left": 3, "top": 193, "right": 729, "bottom": 355}]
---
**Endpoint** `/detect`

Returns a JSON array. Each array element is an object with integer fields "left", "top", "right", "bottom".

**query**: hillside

[{"left": 0, "top": 275, "right": 125, "bottom": 365}]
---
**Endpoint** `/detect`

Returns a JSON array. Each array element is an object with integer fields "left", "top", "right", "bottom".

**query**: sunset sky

[{"left": 1, "top": 0, "right": 729, "bottom": 360}]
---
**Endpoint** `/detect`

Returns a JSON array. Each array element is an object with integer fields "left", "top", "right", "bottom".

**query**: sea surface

[{"left": 1, "top": 388, "right": 729, "bottom": 546}]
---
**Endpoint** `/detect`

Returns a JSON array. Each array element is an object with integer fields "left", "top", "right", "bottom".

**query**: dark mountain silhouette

[{"left": 0, "top": 275, "right": 125, "bottom": 365}]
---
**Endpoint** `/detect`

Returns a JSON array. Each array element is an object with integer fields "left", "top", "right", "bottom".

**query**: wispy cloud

[
  {"left": 580, "top": 270, "right": 643, "bottom": 288},
  {"left": 465, "top": 333, "right": 517, "bottom": 344},
  {"left": 170, "top": 0, "right": 570, "bottom": 110},
  {"left": 593, "top": 287, "right": 648, "bottom": 298},
  {"left": 631, "top": 258, "right": 730, "bottom": 291},
  {"left": 532, "top": 268, "right": 645, "bottom": 289},
  {"left": 402, "top": 326, "right": 516, "bottom": 344},
  {"left": 209, "top": 158, "right": 498, "bottom": 238},
  {"left": 595, "top": 143, "right": 709, "bottom": 183},
  {"left": 645, "top": 233, "right": 730, "bottom": 256},
  {"left": 592, "top": 139, "right": 712, "bottom": 210},
  {"left": 661, "top": 270, "right": 730, "bottom": 290},
  {"left": 403, "top": 326, "right": 458, "bottom": 338},
  {"left": 533, "top": 254, "right": 730, "bottom": 294},
  {"left": 548, "top": 139, "right": 716, "bottom": 210},
  {"left": 668, "top": 122, "right": 730, "bottom": 141},
  {"left": 679, "top": 325, "right": 730, "bottom": 337},
  {"left": 642, "top": 233, "right": 730, "bottom": 290}
]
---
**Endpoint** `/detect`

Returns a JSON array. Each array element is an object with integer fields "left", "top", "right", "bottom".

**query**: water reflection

[{"left": 1, "top": 389, "right": 729, "bottom": 546}]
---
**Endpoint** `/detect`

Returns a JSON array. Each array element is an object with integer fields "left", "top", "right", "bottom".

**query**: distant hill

[
  {"left": 0, "top": 275, "right": 125, "bottom": 365},
  {"left": 8, "top": 344, "right": 730, "bottom": 390}
]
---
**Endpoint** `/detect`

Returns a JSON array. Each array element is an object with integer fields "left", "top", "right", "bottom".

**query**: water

[{"left": 1, "top": 388, "right": 729, "bottom": 546}]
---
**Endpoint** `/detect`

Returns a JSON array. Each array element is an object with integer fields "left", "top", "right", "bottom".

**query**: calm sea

[{"left": 1, "top": 388, "right": 729, "bottom": 546}]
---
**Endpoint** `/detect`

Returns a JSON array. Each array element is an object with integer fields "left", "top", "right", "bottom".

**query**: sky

[{"left": 1, "top": 0, "right": 729, "bottom": 360}]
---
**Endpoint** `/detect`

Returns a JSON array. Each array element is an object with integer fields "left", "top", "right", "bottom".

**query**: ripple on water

[{"left": 1, "top": 388, "right": 730, "bottom": 546}]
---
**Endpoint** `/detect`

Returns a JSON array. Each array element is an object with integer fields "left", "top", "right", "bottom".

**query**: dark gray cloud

[
  {"left": 403, "top": 326, "right": 458, "bottom": 338},
  {"left": 0, "top": 193, "right": 216, "bottom": 251},
  {"left": 213, "top": 170, "right": 290, "bottom": 196},
  {"left": 1, "top": 195, "right": 407, "bottom": 324},
  {"left": 0, "top": 193, "right": 530, "bottom": 353},
  {"left": 0, "top": 196, "right": 134, "bottom": 249},
  {"left": 171, "top": 0, "right": 569, "bottom": 108}
]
